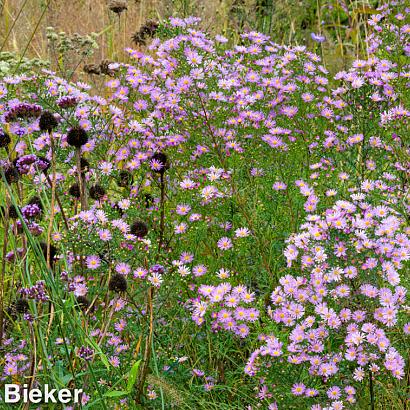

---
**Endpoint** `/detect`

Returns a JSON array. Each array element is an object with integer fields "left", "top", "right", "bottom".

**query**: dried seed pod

[
  {"left": 108, "top": 274, "right": 127, "bottom": 293},
  {"left": 108, "top": 0, "right": 128, "bottom": 14},
  {"left": 0, "top": 129, "right": 11, "bottom": 148},
  {"left": 130, "top": 220, "right": 149, "bottom": 238},
  {"left": 89, "top": 184, "right": 106, "bottom": 200},
  {"left": 15, "top": 299, "right": 29, "bottom": 314},
  {"left": 39, "top": 111, "right": 58, "bottom": 132},
  {"left": 69, "top": 183, "right": 81, "bottom": 199},
  {"left": 83, "top": 64, "right": 101, "bottom": 75},
  {"left": 67, "top": 127, "right": 88, "bottom": 148}
]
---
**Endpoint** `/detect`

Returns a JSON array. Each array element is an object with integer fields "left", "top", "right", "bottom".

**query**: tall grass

[{"left": 0, "top": 0, "right": 388, "bottom": 76}]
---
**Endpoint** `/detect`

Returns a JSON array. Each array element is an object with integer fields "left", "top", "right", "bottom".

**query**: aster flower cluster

[
  {"left": 190, "top": 283, "right": 258, "bottom": 338},
  {"left": 245, "top": 194, "right": 409, "bottom": 408}
]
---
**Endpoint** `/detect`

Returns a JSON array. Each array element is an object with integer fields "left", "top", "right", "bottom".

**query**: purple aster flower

[
  {"left": 291, "top": 383, "right": 306, "bottom": 396},
  {"left": 86, "top": 255, "right": 101, "bottom": 270},
  {"left": 217, "top": 237, "right": 233, "bottom": 250}
]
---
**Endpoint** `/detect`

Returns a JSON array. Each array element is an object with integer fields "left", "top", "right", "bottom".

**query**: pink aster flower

[
  {"left": 86, "top": 255, "right": 101, "bottom": 270},
  {"left": 291, "top": 383, "right": 305, "bottom": 396},
  {"left": 273, "top": 181, "right": 287, "bottom": 190},
  {"left": 175, "top": 222, "right": 187, "bottom": 234},
  {"left": 98, "top": 229, "right": 112, "bottom": 242},
  {"left": 217, "top": 237, "right": 233, "bottom": 250},
  {"left": 115, "top": 262, "right": 131, "bottom": 275},
  {"left": 133, "top": 267, "right": 148, "bottom": 279},
  {"left": 109, "top": 356, "right": 120, "bottom": 367},
  {"left": 235, "top": 227, "right": 250, "bottom": 238},
  {"left": 176, "top": 204, "right": 191, "bottom": 215},
  {"left": 235, "top": 324, "right": 250, "bottom": 338},
  {"left": 73, "top": 283, "right": 88, "bottom": 297}
]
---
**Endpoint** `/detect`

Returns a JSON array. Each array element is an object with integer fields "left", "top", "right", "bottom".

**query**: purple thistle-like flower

[
  {"left": 15, "top": 154, "right": 38, "bottom": 174},
  {"left": 35, "top": 156, "right": 51, "bottom": 173},
  {"left": 4, "top": 103, "right": 42, "bottom": 122},
  {"left": 78, "top": 346, "right": 94, "bottom": 361},
  {"left": 20, "top": 281, "right": 48, "bottom": 302},
  {"left": 21, "top": 204, "right": 41, "bottom": 219},
  {"left": 151, "top": 264, "right": 165, "bottom": 275},
  {"left": 57, "top": 96, "right": 78, "bottom": 108}
]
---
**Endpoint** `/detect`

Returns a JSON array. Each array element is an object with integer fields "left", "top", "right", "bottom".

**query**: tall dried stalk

[
  {"left": 135, "top": 285, "right": 154, "bottom": 403},
  {"left": 0, "top": 190, "right": 10, "bottom": 346},
  {"left": 136, "top": 171, "right": 166, "bottom": 402},
  {"left": 75, "top": 148, "right": 88, "bottom": 211},
  {"left": 45, "top": 131, "right": 57, "bottom": 342}
]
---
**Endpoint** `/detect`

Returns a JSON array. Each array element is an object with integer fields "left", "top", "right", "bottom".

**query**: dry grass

[
  {"left": 0, "top": 0, "right": 387, "bottom": 77},
  {"left": 0, "top": 0, "right": 249, "bottom": 60}
]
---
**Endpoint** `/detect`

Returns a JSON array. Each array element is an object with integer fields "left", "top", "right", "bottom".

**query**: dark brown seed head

[
  {"left": 39, "top": 111, "right": 58, "bottom": 132},
  {"left": 15, "top": 299, "right": 29, "bottom": 314},
  {"left": 108, "top": 0, "right": 128, "bottom": 14},
  {"left": 80, "top": 157, "right": 90, "bottom": 174},
  {"left": 132, "top": 19, "right": 159, "bottom": 45},
  {"left": 130, "top": 220, "right": 149, "bottom": 238},
  {"left": 132, "top": 32, "right": 146, "bottom": 46},
  {"left": 108, "top": 274, "right": 127, "bottom": 293},
  {"left": 83, "top": 64, "right": 101, "bottom": 75},
  {"left": 76, "top": 296, "right": 91, "bottom": 311},
  {"left": 141, "top": 20, "right": 159, "bottom": 36},
  {"left": 8, "top": 205, "right": 20, "bottom": 219},
  {"left": 67, "top": 127, "right": 88, "bottom": 148},
  {"left": 0, "top": 130, "right": 11, "bottom": 148},
  {"left": 99, "top": 60, "right": 115, "bottom": 76},
  {"left": 89, "top": 184, "right": 106, "bottom": 200},
  {"left": 3, "top": 165, "right": 19, "bottom": 184},
  {"left": 69, "top": 183, "right": 81, "bottom": 199}
]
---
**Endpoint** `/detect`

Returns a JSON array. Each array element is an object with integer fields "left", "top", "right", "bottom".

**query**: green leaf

[
  {"left": 61, "top": 374, "right": 73, "bottom": 386},
  {"left": 87, "top": 337, "right": 110, "bottom": 369},
  {"left": 127, "top": 360, "right": 142, "bottom": 393},
  {"left": 104, "top": 390, "right": 129, "bottom": 398}
]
